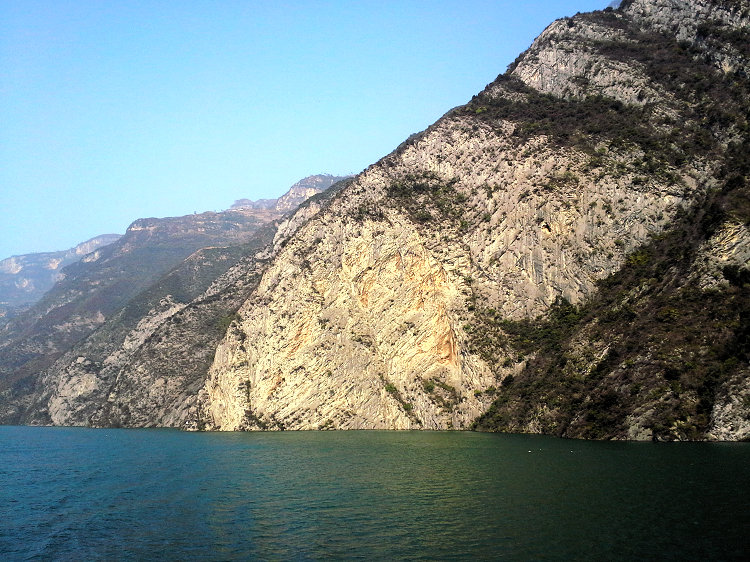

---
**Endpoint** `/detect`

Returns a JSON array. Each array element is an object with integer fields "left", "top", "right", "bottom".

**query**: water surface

[{"left": 1, "top": 427, "right": 748, "bottom": 560}]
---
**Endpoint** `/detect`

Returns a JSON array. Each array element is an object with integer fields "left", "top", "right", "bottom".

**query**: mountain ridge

[
  {"left": 0, "top": 234, "right": 121, "bottom": 317},
  {"left": 197, "top": 0, "right": 750, "bottom": 437},
  {"left": 0, "top": 177, "right": 341, "bottom": 425},
  {"left": 231, "top": 174, "right": 351, "bottom": 211},
  {"left": 1, "top": 0, "right": 748, "bottom": 440}
]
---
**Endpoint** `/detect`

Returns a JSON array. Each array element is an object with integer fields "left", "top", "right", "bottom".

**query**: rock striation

[
  {"left": 1, "top": 0, "right": 748, "bottom": 440},
  {"left": 197, "top": 0, "right": 750, "bottom": 438}
]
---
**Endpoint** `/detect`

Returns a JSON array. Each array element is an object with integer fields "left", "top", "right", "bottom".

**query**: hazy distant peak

[
  {"left": 230, "top": 198, "right": 277, "bottom": 210},
  {"left": 73, "top": 234, "right": 122, "bottom": 256},
  {"left": 231, "top": 174, "right": 352, "bottom": 212},
  {"left": 0, "top": 232, "right": 122, "bottom": 309}
]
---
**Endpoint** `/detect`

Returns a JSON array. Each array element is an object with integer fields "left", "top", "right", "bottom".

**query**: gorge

[{"left": 1, "top": 0, "right": 748, "bottom": 441}]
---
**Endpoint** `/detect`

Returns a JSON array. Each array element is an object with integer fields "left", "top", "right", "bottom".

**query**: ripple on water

[{"left": 1, "top": 428, "right": 748, "bottom": 560}]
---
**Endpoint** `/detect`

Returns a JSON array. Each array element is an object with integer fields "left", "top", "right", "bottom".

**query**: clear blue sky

[{"left": 1, "top": 0, "right": 607, "bottom": 259}]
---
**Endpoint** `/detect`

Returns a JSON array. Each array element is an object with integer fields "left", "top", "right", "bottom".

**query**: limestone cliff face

[
  {"left": 708, "top": 365, "right": 750, "bottom": 440},
  {"left": 624, "top": 0, "right": 750, "bottom": 70},
  {"left": 200, "top": 124, "right": 695, "bottom": 430},
  {"left": 3, "top": 177, "right": 328, "bottom": 427},
  {"left": 199, "top": 0, "right": 750, "bottom": 436},
  {"left": 688, "top": 221, "right": 750, "bottom": 290},
  {"left": 2, "top": 0, "right": 747, "bottom": 440},
  {"left": 205, "top": 204, "right": 491, "bottom": 430},
  {"left": 469, "top": 0, "right": 750, "bottom": 441},
  {"left": 512, "top": 0, "right": 750, "bottom": 106},
  {"left": 694, "top": 221, "right": 750, "bottom": 440},
  {"left": 509, "top": 13, "right": 667, "bottom": 105}
]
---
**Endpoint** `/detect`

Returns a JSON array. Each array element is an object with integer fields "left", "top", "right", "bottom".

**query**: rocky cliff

[
  {"left": 198, "top": 0, "right": 750, "bottom": 438},
  {"left": 0, "top": 179, "right": 331, "bottom": 425},
  {"left": 2, "top": 0, "right": 748, "bottom": 440}
]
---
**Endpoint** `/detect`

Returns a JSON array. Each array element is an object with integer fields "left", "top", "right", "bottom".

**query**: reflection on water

[{"left": 1, "top": 428, "right": 748, "bottom": 560}]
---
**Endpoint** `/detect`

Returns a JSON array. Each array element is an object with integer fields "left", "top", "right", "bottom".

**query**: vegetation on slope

[
  {"left": 474, "top": 135, "right": 750, "bottom": 440},
  {"left": 466, "top": 5, "right": 750, "bottom": 440}
]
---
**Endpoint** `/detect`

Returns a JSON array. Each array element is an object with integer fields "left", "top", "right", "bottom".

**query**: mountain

[
  {"left": 0, "top": 178, "right": 338, "bottom": 424},
  {"left": 231, "top": 175, "right": 351, "bottom": 211},
  {"left": 197, "top": 0, "right": 750, "bottom": 438},
  {"left": 1, "top": 0, "right": 748, "bottom": 440},
  {"left": 0, "top": 234, "right": 121, "bottom": 316}
]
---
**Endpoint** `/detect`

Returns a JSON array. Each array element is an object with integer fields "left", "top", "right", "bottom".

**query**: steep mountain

[
  {"left": 0, "top": 179, "right": 336, "bottom": 424},
  {"left": 196, "top": 0, "right": 749, "bottom": 437},
  {"left": 470, "top": 0, "right": 750, "bottom": 440},
  {"left": 21, "top": 185, "right": 351, "bottom": 428},
  {"left": 2, "top": 0, "right": 748, "bottom": 440},
  {"left": 0, "top": 234, "right": 121, "bottom": 316}
]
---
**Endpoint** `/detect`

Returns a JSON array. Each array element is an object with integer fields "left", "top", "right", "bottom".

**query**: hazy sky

[{"left": 1, "top": 0, "right": 607, "bottom": 259}]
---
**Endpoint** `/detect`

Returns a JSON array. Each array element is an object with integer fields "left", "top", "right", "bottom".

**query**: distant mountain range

[
  {"left": 1, "top": 0, "right": 748, "bottom": 440},
  {"left": 0, "top": 234, "right": 121, "bottom": 316},
  {"left": 0, "top": 175, "right": 349, "bottom": 316},
  {"left": 0, "top": 175, "right": 342, "bottom": 423}
]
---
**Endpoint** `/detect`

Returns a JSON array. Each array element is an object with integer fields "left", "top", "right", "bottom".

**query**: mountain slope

[
  {"left": 474, "top": 136, "right": 750, "bottom": 441},
  {"left": 2, "top": 0, "right": 748, "bottom": 440},
  {"left": 19, "top": 180, "right": 353, "bottom": 428},
  {"left": 0, "top": 234, "right": 121, "bottom": 316},
  {"left": 29, "top": 230, "right": 276, "bottom": 427},
  {"left": 0, "top": 178, "right": 338, "bottom": 424},
  {"left": 470, "top": 0, "right": 750, "bottom": 440},
  {"left": 197, "top": 0, "right": 750, "bottom": 437}
]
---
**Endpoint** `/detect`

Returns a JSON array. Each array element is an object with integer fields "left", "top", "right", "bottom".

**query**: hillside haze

[
  {"left": 0, "top": 176, "right": 343, "bottom": 424},
  {"left": 0, "top": 235, "right": 121, "bottom": 316},
  {"left": 1, "top": 0, "right": 748, "bottom": 440},
  {"left": 231, "top": 175, "right": 351, "bottom": 211}
]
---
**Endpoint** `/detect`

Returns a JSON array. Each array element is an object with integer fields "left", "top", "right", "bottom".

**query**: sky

[{"left": 1, "top": 0, "right": 608, "bottom": 259}]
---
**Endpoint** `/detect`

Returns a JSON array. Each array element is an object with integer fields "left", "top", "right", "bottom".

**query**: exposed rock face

[
  {"left": 469, "top": 0, "right": 750, "bottom": 441},
  {"left": 688, "top": 221, "right": 750, "bottom": 290},
  {"left": 625, "top": 0, "right": 749, "bottom": 55},
  {"left": 474, "top": 157, "right": 750, "bottom": 441},
  {"left": 509, "top": 14, "right": 667, "bottom": 105},
  {"left": 708, "top": 367, "right": 750, "bottom": 440},
  {"left": 2, "top": 0, "right": 748, "bottom": 440},
  {"left": 205, "top": 205, "right": 492, "bottom": 430},
  {"left": 512, "top": 0, "right": 750, "bottom": 106},
  {"left": 198, "top": 0, "right": 750, "bottom": 436}
]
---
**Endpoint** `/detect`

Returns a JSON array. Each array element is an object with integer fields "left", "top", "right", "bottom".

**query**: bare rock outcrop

[
  {"left": 3, "top": 0, "right": 748, "bottom": 441},
  {"left": 199, "top": 0, "right": 750, "bottom": 436}
]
